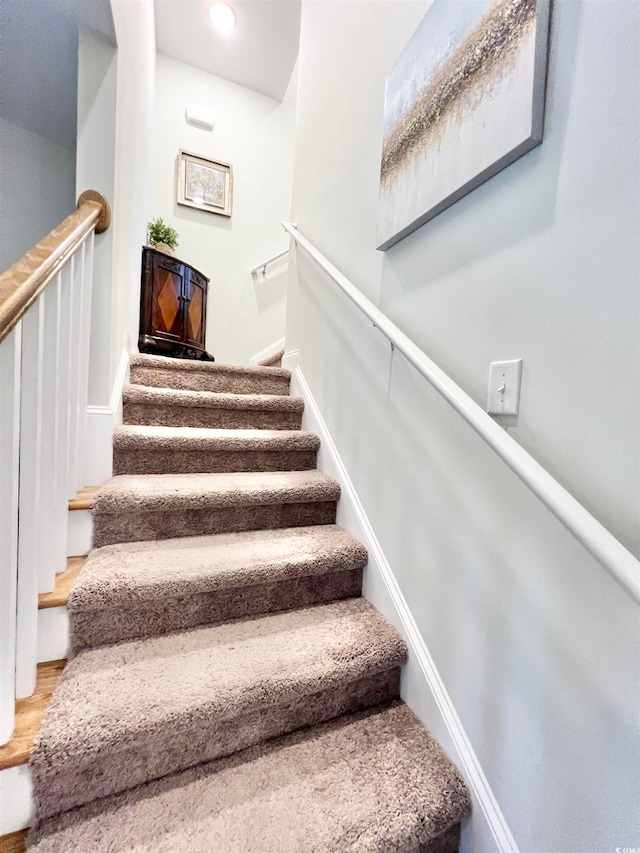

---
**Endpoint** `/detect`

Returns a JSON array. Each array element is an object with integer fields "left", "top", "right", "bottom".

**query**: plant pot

[{"left": 152, "top": 242, "right": 173, "bottom": 255}]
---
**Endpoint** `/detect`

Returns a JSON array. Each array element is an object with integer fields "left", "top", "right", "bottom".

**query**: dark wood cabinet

[{"left": 139, "top": 246, "right": 213, "bottom": 360}]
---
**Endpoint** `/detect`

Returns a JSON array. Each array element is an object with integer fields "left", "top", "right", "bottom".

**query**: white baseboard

[
  {"left": 249, "top": 337, "right": 286, "bottom": 366},
  {"left": 37, "top": 607, "right": 69, "bottom": 663},
  {"left": 84, "top": 346, "right": 129, "bottom": 486},
  {"left": 281, "top": 348, "right": 299, "bottom": 373},
  {"left": 67, "top": 509, "right": 93, "bottom": 557},
  {"left": 0, "top": 763, "right": 33, "bottom": 834},
  {"left": 291, "top": 365, "right": 518, "bottom": 853}
]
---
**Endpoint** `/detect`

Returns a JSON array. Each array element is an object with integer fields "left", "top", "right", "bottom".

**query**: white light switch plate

[{"left": 487, "top": 359, "right": 522, "bottom": 415}]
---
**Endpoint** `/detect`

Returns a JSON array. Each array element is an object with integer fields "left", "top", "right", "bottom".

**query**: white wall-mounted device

[
  {"left": 185, "top": 103, "right": 215, "bottom": 131},
  {"left": 487, "top": 359, "right": 522, "bottom": 415}
]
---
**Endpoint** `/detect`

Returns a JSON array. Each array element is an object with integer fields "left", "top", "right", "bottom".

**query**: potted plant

[{"left": 147, "top": 217, "right": 179, "bottom": 255}]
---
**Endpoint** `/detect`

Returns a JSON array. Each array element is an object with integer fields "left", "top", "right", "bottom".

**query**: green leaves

[{"left": 147, "top": 217, "right": 179, "bottom": 250}]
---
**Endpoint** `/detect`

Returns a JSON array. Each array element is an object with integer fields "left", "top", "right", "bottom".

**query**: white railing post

[
  {"left": 0, "top": 324, "right": 22, "bottom": 744},
  {"left": 75, "top": 234, "right": 94, "bottom": 493},
  {"left": 40, "top": 274, "right": 67, "bottom": 589},
  {"left": 66, "top": 256, "right": 80, "bottom": 499},
  {"left": 15, "top": 298, "right": 46, "bottom": 699}
]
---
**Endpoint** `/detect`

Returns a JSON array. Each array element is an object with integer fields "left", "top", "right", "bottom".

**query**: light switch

[{"left": 487, "top": 359, "right": 522, "bottom": 415}]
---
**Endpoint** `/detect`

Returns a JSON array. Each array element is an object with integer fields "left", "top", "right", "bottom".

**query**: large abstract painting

[{"left": 377, "top": 0, "right": 550, "bottom": 250}]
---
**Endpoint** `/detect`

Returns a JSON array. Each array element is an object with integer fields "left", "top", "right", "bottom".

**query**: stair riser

[
  {"left": 93, "top": 502, "right": 338, "bottom": 548},
  {"left": 70, "top": 568, "right": 364, "bottom": 650},
  {"left": 112, "top": 449, "right": 318, "bottom": 476},
  {"left": 129, "top": 366, "right": 290, "bottom": 396},
  {"left": 34, "top": 668, "right": 401, "bottom": 820},
  {"left": 123, "top": 404, "right": 303, "bottom": 431}
]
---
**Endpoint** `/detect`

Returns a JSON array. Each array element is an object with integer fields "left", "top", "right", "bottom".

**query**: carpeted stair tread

[
  {"left": 258, "top": 346, "right": 285, "bottom": 367},
  {"left": 123, "top": 383, "right": 304, "bottom": 413},
  {"left": 94, "top": 469, "right": 340, "bottom": 514},
  {"left": 92, "top": 470, "right": 341, "bottom": 546},
  {"left": 112, "top": 425, "right": 320, "bottom": 474},
  {"left": 69, "top": 525, "right": 368, "bottom": 649},
  {"left": 123, "top": 383, "right": 304, "bottom": 429},
  {"left": 30, "top": 598, "right": 408, "bottom": 819},
  {"left": 28, "top": 702, "right": 471, "bottom": 853},
  {"left": 129, "top": 353, "right": 290, "bottom": 395}
]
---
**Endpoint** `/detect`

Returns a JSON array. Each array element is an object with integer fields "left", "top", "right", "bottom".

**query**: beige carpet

[
  {"left": 123, "top": 383, "right": 304, "bottom": 430},
  {"left": 92, "top": 469, "right": 341, "bottom": 547},
  {"left": 29, "top": 703, "right": 470, "bottom": 853},
  {"left": 69, "top": 525, "right": 367, "bottom": 649},
  {"left": 28, "top": 352, "right": 471, "bottom": 850},
  {"left": 113, "top": 425, "right": 320, "bottom": 474},
  {"left": 129, "top": 353, "right": 291, "bottom": 395}
]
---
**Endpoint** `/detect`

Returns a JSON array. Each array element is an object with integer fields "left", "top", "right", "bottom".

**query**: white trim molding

[
  {"left": 292, "top": 364, "right": 519, "bottom": 853},
  {"left": 281, "top": 348, "right": 299, "bottom": 373},
  {"left": 249, "top": 337, "right": 286, "bottom": 367},
  {"left": 83, "top": 346, "right": 129, "bottom": 485},
  {"left": 0, "top": 763, "right": 34, "bottom": 834}
]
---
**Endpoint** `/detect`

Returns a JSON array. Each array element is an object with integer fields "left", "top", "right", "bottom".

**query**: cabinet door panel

[
  {"left": 183, "top": 271, "right": 207, "bottom": 349},
  {"left": 151, "top": 267, "right": 184, "bottom": 340}
]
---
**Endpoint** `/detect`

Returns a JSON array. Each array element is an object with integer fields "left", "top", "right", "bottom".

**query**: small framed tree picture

[{"left": 177, "top": 149, "right": 233, "bottom": 217}]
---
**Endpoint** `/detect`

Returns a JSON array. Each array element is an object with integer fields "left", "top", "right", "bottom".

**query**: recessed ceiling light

[{"left": 209, "top": 3, "right": 236, "bottom": 34}]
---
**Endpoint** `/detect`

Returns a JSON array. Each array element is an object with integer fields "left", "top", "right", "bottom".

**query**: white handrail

[
  {"left": 250, "top": 248, "right": 289, "bottom": 278},
  {"left": 281, "top": 221, "right": 640, "bottom": 604}
]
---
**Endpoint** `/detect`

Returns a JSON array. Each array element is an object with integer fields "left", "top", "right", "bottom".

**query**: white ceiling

[{"left": 154, "top": 0, "right": 301, "bottom": 102}]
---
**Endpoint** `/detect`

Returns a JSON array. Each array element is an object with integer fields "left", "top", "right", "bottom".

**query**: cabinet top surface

[{"left": 142, "top": 245, "right": 210, "bottom": 284}]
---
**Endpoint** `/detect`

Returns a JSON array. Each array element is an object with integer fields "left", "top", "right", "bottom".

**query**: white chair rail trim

[{"left": 281, "top": 221, "right": 640, "bottom": 604}]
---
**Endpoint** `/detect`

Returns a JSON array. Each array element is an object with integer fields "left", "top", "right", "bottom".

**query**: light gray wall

[
  {"left": 77, "top": 29, "right": 118, "bottom": 407},
  {"left": 0, "top": 0, "right": 78, "bottom": 272},
  {"left": 151, "top": 55, "right": 296, "bottom": 365},
  {"left": 287, "top": 2, "right": 639, "bottom": 850},
  {"left": 0, "top": 118, "right": 76, "bottom": 272}
]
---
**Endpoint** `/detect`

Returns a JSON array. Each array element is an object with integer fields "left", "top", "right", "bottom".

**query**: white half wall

[
  {"left": 151, "top": 55, "right": 295, "bottom": 365},
  {"left": 110, "top": 0, "right": 155, "bottom": 389}
]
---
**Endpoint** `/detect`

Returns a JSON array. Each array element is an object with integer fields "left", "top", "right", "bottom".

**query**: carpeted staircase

[{"left": 27, "top": 353, "right": 471, "bottom": 852}]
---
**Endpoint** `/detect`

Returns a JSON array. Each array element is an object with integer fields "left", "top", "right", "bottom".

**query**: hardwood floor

[
  {"left": 37, "top": 557, "right": 86, "bottom": 610},
  {"left": 0, "top": 660, "right": 66, "bottom": 771},
  {"left": 68, "top": 485, "right": 99, "bottom": 511},
  {"left": 0, "top": 830, "right": 27, "bottom": 853}
]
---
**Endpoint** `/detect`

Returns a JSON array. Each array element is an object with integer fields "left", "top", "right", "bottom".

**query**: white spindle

[
  {"left": 57, "top": 265, "right": 73, "bottom": 554},
  {"left": 39, "top": 278, "right": 65, "bottom": 589},
  {"left": 75, "top": 235, "right": 94, "bottom": 492},
  {"left": 66, "top": 255, "right": 80, "bottom": 499},
  {"left": 15, "top": 298, "right": 46, "bottom": 698},
  {"left": 0, "top": 324, "right": 22, "bottom": 744}
]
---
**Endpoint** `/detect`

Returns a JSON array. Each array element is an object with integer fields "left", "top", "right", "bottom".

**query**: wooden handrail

[{"left": 0, "top": 190, "right": 111, "bottom": 345}]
